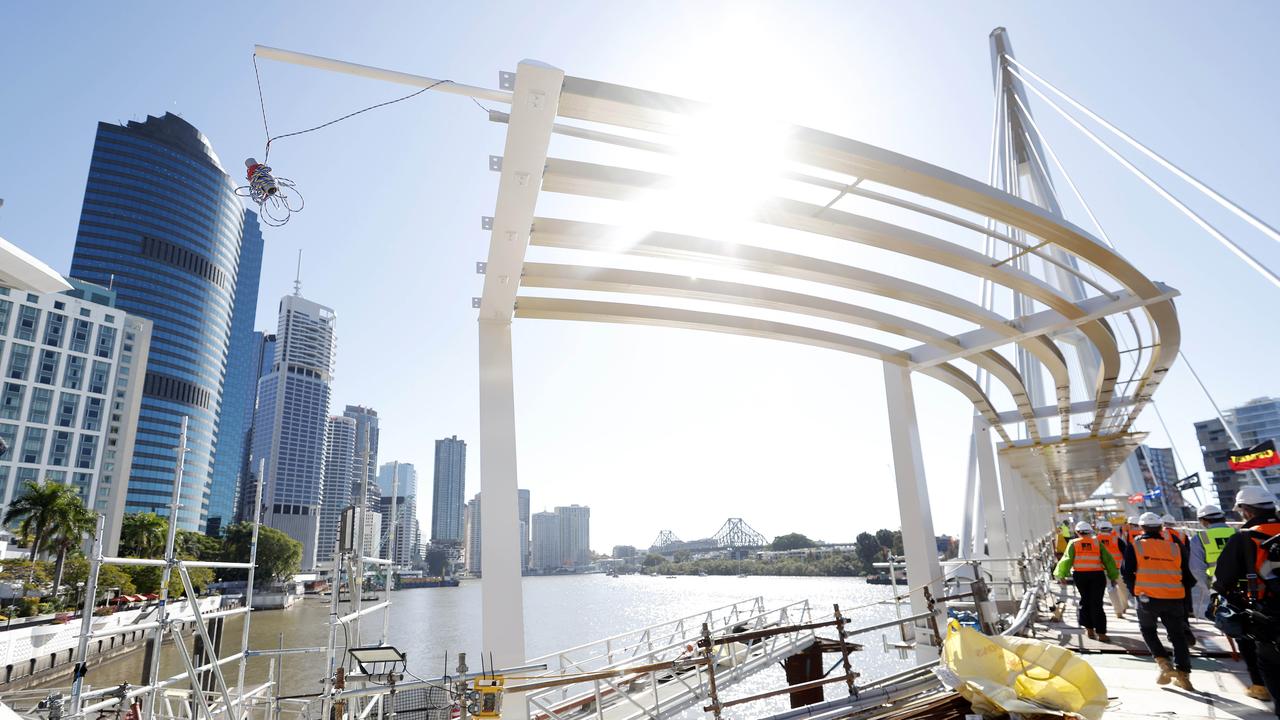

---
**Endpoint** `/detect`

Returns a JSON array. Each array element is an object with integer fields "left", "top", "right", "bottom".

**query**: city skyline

[{"left": 5, "top": 5, "right": 1280, "bottom": 550}]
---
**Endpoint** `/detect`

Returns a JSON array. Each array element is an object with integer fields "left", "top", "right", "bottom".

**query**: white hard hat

[
  {"left": 1161, "top": 513, "right": 1176, "bottom": 525},
  {"left": 1139, "top": 512, "right": 1163, "bottom": 527},
  {"left": 1074, "top": 521, "right": 1093, "bottom": 534},
  {"left": 1126, "top": 516, "right": 1139, "bottom": 525},
  {"left": 1197, "top": 504, "right": 1225, "bottom": 519},
  {"left": 1097, "top": 520, "right": 1113, "bottom": 530},
  {"left": 1235, "top": 485, "right": 1277, "bottom": 509}
]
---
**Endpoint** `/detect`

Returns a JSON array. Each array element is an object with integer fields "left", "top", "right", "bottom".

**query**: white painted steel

[
  {"left": 974, "top": 416, "right": 1011, "bottom": 566},
  {"left": 0, "top": 235, "right": 73, "bottom": 293},
  {"left": 882, "top": 363, "right": 945, "bottom": 661}
]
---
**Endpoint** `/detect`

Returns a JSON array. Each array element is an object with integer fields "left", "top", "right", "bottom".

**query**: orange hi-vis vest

[
  {"left": 1126, "top": 527, "right": 1143, "bottom": 545},
  {"left": 1070, "top": 537, "right": 1104, "bottom": 572},
  {"left": 1133, "top": 536, "right": 1185, "bottom": 599},
  {"left": 1097, "top": 531, "right": 1122, "bottom": 560},
  {"left": 1165, "top": 527, "right": 1187, "bottom": 545},
  {"left": 1245, "top": 520, "right": 1280, "bottom": 600}
]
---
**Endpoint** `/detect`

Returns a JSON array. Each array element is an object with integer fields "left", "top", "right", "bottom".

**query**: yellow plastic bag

[{"left": 939, "top": 620, "right": 1107, "bottom": 720}]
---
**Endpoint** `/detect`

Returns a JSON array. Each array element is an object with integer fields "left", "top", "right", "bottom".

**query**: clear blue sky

[{"left": 3, "top": 2, "right": 1280, "bottom": 550}]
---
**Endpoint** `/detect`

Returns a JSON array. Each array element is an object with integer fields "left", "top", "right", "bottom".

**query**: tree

[
  {"left": 176, "top": 530, "right": 223, "bottom": 561},
  {"left": 855, "top": 532, "right": 882, "bottom": 570},
  {"left": 4, "top": 479, "right": 79, "bottom": 562},
  {"left": 222, "top": 523, "right": 301, "bottom": 588},
  {"left": 63, "top": 557, "right": 136, "bottom": 599},
  {"left": 641, "top": 553, "right": 666, "bottom": 568},
  {"left": 49, "top": 497, "right": 96, "bottom": 599},
  {"left": 673, "top": 550, "right": 692, "bottom": 563},
  {"left": 124, "top": 565, "right": 213, "bottom": 597},
  {"left": 770, "top": 533, "right": 817, "bottom": 551},
  {"left": 874, "top": 529, "right": 896, "bottom": 553},
  {"left": 119, "top": 513, "right": 168, "bottom": 558}
]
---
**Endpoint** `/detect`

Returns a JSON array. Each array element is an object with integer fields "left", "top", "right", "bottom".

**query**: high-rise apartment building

[
  {"left": 1196, "top": 397, "right": 1280, "bottom": 509},
  {"left": 377, "top": 462, "right": 420, "bottom": 565},
  {"left": 345, "top": 405, "right": 380, "bottom": 503},
  {"left": 0, "top": 281, "right": 152, "bottom": 555},
  {"left": 236, "top": 331, "right": 275, "bottom": 523},
  {"left": 1134, "top": 445, "right": 1188, "bottom": 514},
  {"left": 531, "top": 511, "right": 560, "bottom": 571},
  {"left": 316, "top": 415, "right": 357, "bottom": 565},
  {"left": 556, "top": 505, "right": 591, "bottom": 568},
  {"left": 208, "top": 212, "right": 265, "bottom": 536},
  {"left": 431, "top": 436, "right": 466, "bottom": 544},
  {"left": 465, "top": 494, "right": 482, "bottom": 574},
  {"left": 69, "top": 113, "right": 263, "bottom": 531},
  {"left": 518, "top": 489, "right": 530, "bottom": 572},
  {"left": 250, "top": 294, "right": 337, "bottom": 569}
]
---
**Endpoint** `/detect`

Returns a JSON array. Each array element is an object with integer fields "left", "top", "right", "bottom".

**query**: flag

[
  {"left": 1127, "top": 492, "right": 1145, "bottom": 505},
  {"left": 1176, "top": 473, "right": 1201, "bottom": 490},
  {"left": 1229, "top": 440, "right": 1280, "bottom": 472}
]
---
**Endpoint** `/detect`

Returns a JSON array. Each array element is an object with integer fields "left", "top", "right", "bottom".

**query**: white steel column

[
  {"left": 882, "top": 362, "right": 945, "bottom": 661},
  {"left": 476, "top": 59, "right": 563, "bottom": 692},
  {"left": 974, "top": 416, "right": 1010, "bottom": 560},
  {"left": 997, "top": 454, "right": 1029, "bottom": 556},
  {"left": 960, "top": 434, "right": 979, "bottom": 558}
]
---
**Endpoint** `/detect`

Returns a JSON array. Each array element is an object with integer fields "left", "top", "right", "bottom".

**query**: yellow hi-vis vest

[{"left": 1200, "top": 526, "right": 1236, "bottom": 578}]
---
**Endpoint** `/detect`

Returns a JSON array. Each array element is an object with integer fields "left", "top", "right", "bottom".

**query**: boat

[{"left": 396, "top": 576, "right": 461, "bottom": 590}]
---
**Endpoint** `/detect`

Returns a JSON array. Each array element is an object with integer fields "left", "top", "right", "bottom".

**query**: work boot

[
  {"left": 1186, "top": 631, "right": 1198, "bottom": 647},
  {"left": 1155, "top": 657, "right": 1175, "bottom": 686},
  {"left": 1096, "top": 633, "right": 1110, "bottom": 643},
  {"left": 1173, "top": 671, "right": 1195, "bottom": 692},
  {"left": 1246, "top": 684, "right": 1271, "bottom": 701},
  {"left": 1086, "top": 628, "right": 1097, "bottom": 640}
]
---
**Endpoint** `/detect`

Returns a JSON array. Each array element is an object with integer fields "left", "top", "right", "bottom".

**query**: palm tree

[
  {"left": 3, "top": 479, "right": 73, "bottom": 562},
  {"left": 49, "top": 497, "right": 96, "bottom": 600},
  {"left": 119, "top": 513, "right": 167, "bottom": 558}
]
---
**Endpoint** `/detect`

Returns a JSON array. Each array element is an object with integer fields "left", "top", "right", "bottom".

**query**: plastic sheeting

[{"left": 937, "top": 621, "right": 1108, "bottom": 720}]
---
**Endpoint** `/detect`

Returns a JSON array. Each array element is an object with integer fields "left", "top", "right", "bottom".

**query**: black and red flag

[{"left": 1229, "top": 439, "right": 1280, "bottom": 472}]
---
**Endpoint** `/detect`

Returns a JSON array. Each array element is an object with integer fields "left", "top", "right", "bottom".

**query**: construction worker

[
  {"left": 1097, "top": 520, "right": 1129, "bottom": 617},
  {"left": 1055, "top": 521, "right": 1119, "bottom": 642},
  {"left": 1194, "top": 503, "right": 1269, "bottom": 701},
  {"left": 1056, "top": 518, "right": 1073, "bottom": 556},
  {"left": 1164, "top": 513, "right": 1189, "bottom": 546},
  {"left": 1126, "top": 516, "right": 1143, "bottom": 546},
  {"left": 1123, "top": 511, "right": 1196, "bottom": 690},
  {"left": 1213, "top": 486, "right": 1280, "bottom": 711}
]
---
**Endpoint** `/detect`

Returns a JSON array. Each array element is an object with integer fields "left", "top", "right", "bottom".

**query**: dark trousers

[
  {"left": 1073, "top": 572, "right": 1108, "bottom": 635},
  {"left": 1255, "top": 640, "right": 1280, "bottom": 718},
  {"left": 1239, "top": 637, "right": 1267, "bottom": 686},
  {"left": 1137, "top": 597, "right": 1191, "bottom": 672}
]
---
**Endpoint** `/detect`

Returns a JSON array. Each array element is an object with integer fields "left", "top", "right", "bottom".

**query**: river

[{"left": 40, "top": 575, "right": 914, "bottom": 717}]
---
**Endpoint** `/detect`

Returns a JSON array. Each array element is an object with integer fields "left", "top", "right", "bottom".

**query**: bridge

[{"left": 648, "top": 518, "right": 768, "bottom": 556}]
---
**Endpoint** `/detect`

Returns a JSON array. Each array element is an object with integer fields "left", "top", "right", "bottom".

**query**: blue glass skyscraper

[
  {"left": 70, "top": 113, "right": 259, "bottom": 531},
  {"left": 207, "top": 210, "right": 264, "bottom": 536}
]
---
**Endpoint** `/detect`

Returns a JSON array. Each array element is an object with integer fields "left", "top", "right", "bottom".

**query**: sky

[{"left": 3, "top": 2, "right": 1280, "bottom": 551}]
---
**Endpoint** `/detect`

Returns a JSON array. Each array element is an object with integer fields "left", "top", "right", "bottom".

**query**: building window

[
  {"left": 36, "top": 349, "right": 59, "bottom": 385},
  {"left": 27, "top": 388, "right": 52, "bottom": 424},
  {"left": 48, "top": 430, "right": 72, "bottom": 467},
  {"left": 95, "top": 325, "right": 117, "bottom": 359},
  {"left": 56, "top": 393, "right": 78, "bottom": 427},
  {"left": 0, "top": 423, "right": 17, "bottom": 456},
  {"left": 42, "top": 313, "right": 66, "bottom": 348},
  {"left": 0, "top": 383, "right": 24, "bottom": 420},
  {"left": 15, "top": 306, "right": 39, "bottom": 341},
  {"left": 82, "top": 397, "right": 104, "bottom": 431},
  {"left": 0, "top": 299, "right": 11, "bottom": 335},
  {"left": 89, "top": 361, "right": 110, "bottom": 394},
  {"left": 79, "top": 308, "right": 90, "bottom": 318},
  {"left": 76, "top": 434, "right": 98, "bottom": 469},
  {"left": 63, "top": 355, "right": 85, "bottom": 390},
  {"left": 72, "top": 473, "right": 92, "bottom": 501},
  {"left": 20, "top": 427, "right": 46, "bottom": 464},
  {"left": 7, "top": 343, "right": 33, "bottom": 381},
  {"left": 70, "top": 320, "right": 91, "bottom": 353},
  {"left": 0, "top": 466, "right": 8, "bottom": 505},
  {"left": 14, "top": 467, "right": 37, "bottom": 490},
  {"left": 53, "top": 301, "right": 65, "bottom": 311}
]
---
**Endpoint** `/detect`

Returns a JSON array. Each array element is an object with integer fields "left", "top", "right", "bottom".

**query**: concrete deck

[{"left": 1039, "top": 584, "right": 1277, "bottom": 719}]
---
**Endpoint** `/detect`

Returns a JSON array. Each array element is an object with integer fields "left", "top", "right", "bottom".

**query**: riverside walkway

[{"left": 1043, "top": 586, "right": 1275, "bottom": 719}]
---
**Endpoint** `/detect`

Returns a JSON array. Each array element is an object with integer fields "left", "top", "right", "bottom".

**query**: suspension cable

[
  {"left": 1178, "top": 350, "right": 1270, "bottom": 491},
  {"left": 1003, "top": 54, "right": 1280, "bottom": 249},
  {"left": 1003, "top": 64, "right": 1280, "bottom": 290}
]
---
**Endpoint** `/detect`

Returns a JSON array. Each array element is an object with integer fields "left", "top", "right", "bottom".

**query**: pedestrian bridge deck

[{"left": 1041, "top": 585, "right": 1274, "bottom": 719}]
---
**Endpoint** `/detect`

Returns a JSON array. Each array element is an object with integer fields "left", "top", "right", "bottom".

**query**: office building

[
  {"left": 1196, "top": 397, "right": 1280, "bottom": 509},
  {"left": 519, "top": 489, "right": 530, "bottom": 572},
  {"left": 377, "top": 462, "right": 420, "bottom": 565},
  {"left": 431, "top": 436, "right": 466, "bottom": 544},
  {"left": 345, "top": 405, "right": 380, "bottom": 505},
  {"left": 612, "top": 545, "right": 637, "bottom": 560},
  {"left": 70, "top": 112, "right": 263, "bottom": 531},
  {"left": 1134, "top": 445, "right": 1188, "bottom": 514},
  {"left": 0, "top": 281, "right": 152, "bottom": 555},
  {"left": 531, "top": 511, "right": 560, "bottom": 571},
  {"left": 556, "top": 505, "right": 591, "bottom": 568},
  {"left": 464, "top": 494, "right": 481, "bottom": 574},
  {"left": 236, "top": 331, "right": 275, "bottom": 523},
  {"left": 208, "top": 212, "right": 265, "bottom": 536},
  {"left": 316, "top": 415, "right": 357, "bottom": 565},
  {"left": 250, "top": 294, "right": 337, "bottom": 569}
]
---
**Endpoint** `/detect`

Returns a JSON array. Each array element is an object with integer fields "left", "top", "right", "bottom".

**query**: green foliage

[
  {"left": 176, "top": 530, "right": 223, "bottom": 562},
  {"left": 3, "top": 479, "right": 91, "bottom": 563},
  {"left": 120, "top": 565, "right": 212, "bottom": 597},
  {"left": 119, "top": 513, "right": 168, "bottom": 558},
  {"left": 673, "top": 550, "right": 692, "bottom": 563},
  {"left": 641, "top": 553, "right": 666, "bottom": 568},
  {"left": 0, "top": 560, "right": 51, "bottom": 587},
  {"left": 222, "top": 523, "right": 301, "bottom": 587},
  {"left": 18, "top": 598, "right": 38, "bottom": 617},
  {"left": 61, "top": 557, "right": 137, "bottom": 597},
  {"left": 770, "top": 533, "right": 817, "bottom": 551}
]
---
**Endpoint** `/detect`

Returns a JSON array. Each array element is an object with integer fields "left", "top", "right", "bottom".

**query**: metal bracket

[
  {"left": 499, "top": 71, "right": 516, "bottom": 91},
  {"left": 481, "top": 216, "right": 494, "bottom": 230},
  {"left": 476, "top": 262, "right": 487, "bottom": 274},
  {"left": 472, "top": 298, "right": 482, "bottom": 309},
  {"left": 489, "top": 156, "right": 503, "bottom": 172}
]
